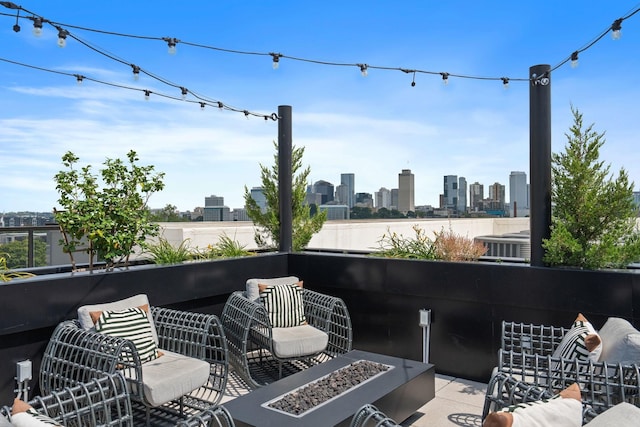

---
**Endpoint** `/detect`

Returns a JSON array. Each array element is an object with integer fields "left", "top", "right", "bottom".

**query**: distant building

[
  {"left": 442, "top": 175, "right": 458, "bottom": 212},
  {"left": 205, "top": 194, "right": 224, "bottom": 207},
  {"left": 203, "top": 206, "right": 230, "bottom": 221},
  {"left": 391, "top": 189, "right": 399, "bottom": 210},
  {"left": 319, "top": 204, "right": 350, "bottom": 220},
  {"left": 489, "top": 182, "right": 506, "bottom": 213},
  {"left": 340, "top": 173, "right": 355, "bottom": 208},
  {"left": 232, "top": 208, "right": 250, "bottom": 221},
  {"left": 313, "top": 180, "right": 334, "bottom": 204},
  {"left": 375, "top": 187, "right": 391, "bottom": 209},
  {"left": 509, "top": 171, "right": 529, "bottom": 217},
  {"left": 249, "top": 187, "right": 267, "bottom": 213},
  {"left": 457, "top": 177, "right": 467, "bottom": 214},
  {"left": 355, "top": 192, "right": 373, "bottom": 208},
  {"left": 398, "top": 169, "right": 415, "bottom": 214},
  {"left": 469, "top": 182, "right": 484, "bottom": 212}
]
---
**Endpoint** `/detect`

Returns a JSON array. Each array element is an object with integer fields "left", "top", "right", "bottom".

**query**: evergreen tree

[
  {"left": 542, "top": 108, "right": 640, "bottom": 269},
  {"left": 244, "top": 141, "right": 326, "bottom": 251}
]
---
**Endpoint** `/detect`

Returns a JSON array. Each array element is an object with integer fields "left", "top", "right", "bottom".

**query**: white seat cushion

[
  {"left": 584, "top": 402, "right": 640, "bottom": 426},
  {"left": 137, "top": 350, "right": 209, "bottom": 407},
  {"left": 271, "top": 325, "right": 328, "bottom": 359},
  {"left": 597, "top": 317, "right": 640, "bottom": 364}
]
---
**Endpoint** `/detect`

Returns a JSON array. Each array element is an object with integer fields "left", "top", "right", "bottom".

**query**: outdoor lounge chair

[
  {"left": 350, "top": 404, "right": 401, "bottom": 427},
  {"left": 175, "top": 406, "right": 235, "bottom": 427},
  {"left": 39, "top": 294, "right": 228, "bottom": 426},
  {"left": 483, "top": 318, "right": 640, "bottom": 424},
  {"left": 221, "top": 276, "right": 352, "bottom": 388},
  {"left": 1, "top": 373, "right": 133, "bottom": 426}
]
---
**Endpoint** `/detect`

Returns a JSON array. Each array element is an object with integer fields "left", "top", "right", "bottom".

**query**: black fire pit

[{"left": 224, "top": 350, "right": 435, "bottom": 427}]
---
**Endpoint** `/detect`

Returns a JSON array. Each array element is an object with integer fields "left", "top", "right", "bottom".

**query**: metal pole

[
  {"left": 278, "top": 105, "right": 293, "bottom": 253},
  {"left": 529, "top": 64, "right": 552, "bottom": 267}
]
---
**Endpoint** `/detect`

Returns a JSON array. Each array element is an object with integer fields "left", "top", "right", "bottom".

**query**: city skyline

[{"left": 1, "top": 2, "right": 639, "bottom": 212}]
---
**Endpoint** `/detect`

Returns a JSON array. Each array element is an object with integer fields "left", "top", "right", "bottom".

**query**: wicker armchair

[
  {"left": 40, "top": 305, "right": 228, "bottom": 426},
  {"left": 1, "top": 373, "right": 133, "bottom": 427},
  {"left": 350, "top": 404, "right": 401, "bottom": 427},
  {"left": 483, "top": 320, "right": 640, "bottom": 424},
  {"left": 221, "top": 277, "right": 352, "bottom": 388},
  {"left": 175, "top": 406, "right": 235, "bottom": 427}
]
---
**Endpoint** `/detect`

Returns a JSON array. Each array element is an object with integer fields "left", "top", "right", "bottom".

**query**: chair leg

[{"left": 145, "top": 406, "right": 150, "bottom": 427}]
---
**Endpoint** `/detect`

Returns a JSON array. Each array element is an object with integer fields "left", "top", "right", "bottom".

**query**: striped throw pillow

[
  {"left": 258, "top": 282, "right": 306, "bottom": 328},
  {"left": 553, "top": 313, "right": 602, "bottom": 362},
  {"left": 94, "top": 306, "right": 159, "bottom": 363}
]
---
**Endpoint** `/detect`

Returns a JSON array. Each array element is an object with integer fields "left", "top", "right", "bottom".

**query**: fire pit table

[{"left": 224, "top": 350, "right": 435, "bottom": 427}]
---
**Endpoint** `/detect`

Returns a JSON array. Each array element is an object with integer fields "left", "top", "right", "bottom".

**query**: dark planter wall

[
  {"left": 0, "top": 253, "right": 288, "bottom": 403},
  {"left": 289, "top": 253, "right": 640, "bottom": 382}
]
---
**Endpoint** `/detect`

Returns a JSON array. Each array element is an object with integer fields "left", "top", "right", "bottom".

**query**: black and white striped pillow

[
  {"left": 95, "top": 306, "right": 159, "bottom": 363},
  {"left": 10, "top": 399, "right": 62, "bottom": 427},
  {"left": 259, "top": 282, "right": 306, "bottom": 328}
]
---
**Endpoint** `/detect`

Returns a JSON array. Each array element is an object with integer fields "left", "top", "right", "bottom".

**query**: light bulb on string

[
  {"left": 217, "top": 101, "right": 224, "bottom": 111},
  {"left": 570, "top": 51, "right": 579, "bottom": 68},
  {"left": 441, "top": 72, "right": 449, "bottom": 85},
  {"left": 611, "top": 18, "right": 622, "bottom": 40},
  {"left": 270, "top": 53, "right": 281, "bottom": 69},
  {"left": 144, "top": 90, "right": 151, "bottom": 101},
  {"left": 12, "top": 9, "right": 20, "bottom": 32},
  {"left": 199, "top": 102, "right": 205, "bottom": 111},
  {"left": 180, "top": 87, "right": 188, "bottom": 100},
  {"left": 74, "top": 74, "right": 84, "bottom": 86},
  {"left": 501, "top": 77, "right": 509, "bottom": 89},
  {"left": 163, "top": 37, "right": 178, "bottom": 55},
  {"left": 57, "top": 28, "right": 68, "bottom": 48},
  {"left": 358, "top": 64, "right": 368, "bottom": 77},
  {"left": 32, "top": 17, "right": 43, "bottom": 37},
  {"left": 131, "top": 65, "right": 140, "bottom": 81},
  {"left": 411, "top": 72, "right": 416, "bottom": 87}
]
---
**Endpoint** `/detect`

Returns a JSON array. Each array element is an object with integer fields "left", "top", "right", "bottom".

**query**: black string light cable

[
  {"left": 0, "top": 2, "right": 638, "bottom": 87},
  {"left": 0, "top": 3, "right": 278, "bottom": 121},
  {"left": 0, "top": 56, "right": 279, "bottom": 120}
]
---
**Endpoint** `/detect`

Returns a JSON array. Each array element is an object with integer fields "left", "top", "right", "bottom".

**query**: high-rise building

[
  {"left": 469, "top": 182, "right": 484, "bottom": 212},
  {"left": 313, "top": 180, "right": 334, "bottom": 205},
  {"left": 355, "top": 192, "right": 373, "bottom": 208},
  {"left": 489, "top": 182, "right": 506, "bottom": 210},
  {"left": 457, "top": 177, "right": 467, "bottom": 214},
  {"left": 249, "top": 187, "right": 267, "bottom": 213},
  {"left": 205, "top": 194, "right": 224, "bottom": 207},
  {"left": 374, "top": 187, "right": 391, "bottom": 209},
  {"left": 391, "top": 189, "right": 399, "bottom": 210},
  {"left": 398, "top": 169, "right": 415, "bottom": 214},
  {"left": 509, "top": 171, "right": 529, "bottom": 217},
  {"left": 442, "top": 175, "right": 458, "bottom": 211},
  {"left": 340, "top": 173, "right": 355, "bottom": 208}
]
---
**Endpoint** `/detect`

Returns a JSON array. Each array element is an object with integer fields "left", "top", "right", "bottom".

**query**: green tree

[
  {"left": 0, "top": 239, "right": 47, "bottom": 269},
  {"left": 150, "top": 204, "right": 186, "bottom": 222},
  {"left": 350, "top": 206, "right": 372, "bottom": 219},
  {"left": 542, "top": 108, "right": 640, "bottom": 269},
  {"left": 54, "top": 150, "right": 165, "bottom": 270},
  {"left": 244, "top": 141, "right": 326, "bottom": 251}
]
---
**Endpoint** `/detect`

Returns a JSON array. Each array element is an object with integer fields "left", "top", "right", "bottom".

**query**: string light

[
  {"left": 74, "top": 74, "right": 83, "bottom": 85},
  {"left": 611, "top": 18, "right": 622, "bottom": 39},
  {"left": 199, "top": 102, "right": 205, "bottom": 110},
  {"left": 411, "top": 71, "right": 416, "bottom": 87},
  {"left": 162, "top": 37, "right": 178, "bottom": 55},
  {"left": 56, "top": 27, "right": 68, "bottom": 47},
  {"left": 11, "top": 7, "right": 18, "bottom": 32},
  {"left": 501, "top": 77, "right": 509, "bottom": 89},
  {"left": 31, "top": 16, "right": 42, "bottom": 36},
  {"left": 357, "top": 63, "right": 368, "bottom": 77},
  {"left": 270, "top": 53, "right": 281, "bottom": 69},
  {"left": 131, "top": 64, "right": 140, "bottom": 80},
  {"left": 144, "top": 89, "right": 151, "bottom": 100},
  {"left": 180, "top": 86, "right": 188, "bottom": 100},
  {"left": 570, "top": 51, "right": 579, "bottom": 68},
  {"left": 440, "top": 72, "right": 449, "bottom": 85}
]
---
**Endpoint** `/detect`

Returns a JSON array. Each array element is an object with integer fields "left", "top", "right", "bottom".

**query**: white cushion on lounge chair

[
  {"left": 271, "top": 325, "right": 328, "bottom": 359},
  {"left": 597, "top": 317, "right": 640, "bottom": 364},
  {"left": 584, "top": 402, "right": 640, "bottom": 426},
  {"left": 246, "top": 276, "right": 299, "bottom": 302},
  {"left": 136, "top": 350, "right": 209, "bottom": 407}
]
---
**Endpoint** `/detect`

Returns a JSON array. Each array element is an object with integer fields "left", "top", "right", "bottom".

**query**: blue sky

[{"left": 1, "top": 1, "right": 639, "bottom": 212}]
